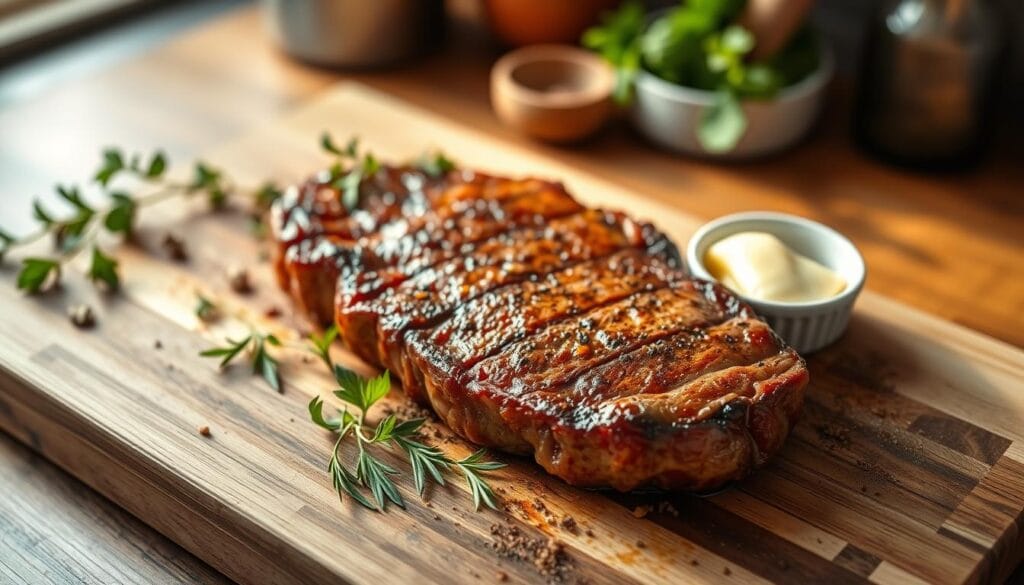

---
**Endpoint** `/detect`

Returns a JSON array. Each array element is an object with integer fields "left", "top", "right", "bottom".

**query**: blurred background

[{"left": 0, "top": 0, "right": 1022, "bottom": 159}]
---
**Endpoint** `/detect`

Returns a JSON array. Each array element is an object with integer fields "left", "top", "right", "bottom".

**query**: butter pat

[{"left": 703, "top": 232, "right": 846, "bottom": 303}]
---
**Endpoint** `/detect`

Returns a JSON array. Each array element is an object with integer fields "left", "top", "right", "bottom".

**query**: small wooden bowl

[{"left": 490, "top": 45, "right": 615, "bottom": 143}]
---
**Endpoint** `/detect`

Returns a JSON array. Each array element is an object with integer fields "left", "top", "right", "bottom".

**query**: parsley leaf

[
  {"left": 145, "top": 151, "right": 167, "bottom": 179},
  {"left": 698, "top": 90, "right": 747, "bottom": 153},
  {"left": 87, "top": 246, "right": 120, "bottom": 290},
  {"left": 103, "top": 193, "right": 136, "bottom": 235},
  {"left": 17, "top": 258, "right": 60, "bottom": 293},
  {"left": 308, "top": 396, "right": 342, "bottom": 431},
  {"left": 309, "top": 324, "right": 339, "bottom": 369},
  {"left": 95, "top": 148, "right": 125, "bottom": 186}
]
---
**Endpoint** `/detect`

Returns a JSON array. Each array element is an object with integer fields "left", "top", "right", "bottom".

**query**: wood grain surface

[
  {"left": 0, "top": 435, "right": 231, "bottom": 584},
  {"left": 0, "top": 83, "right": 1021, "bottom": 585}
]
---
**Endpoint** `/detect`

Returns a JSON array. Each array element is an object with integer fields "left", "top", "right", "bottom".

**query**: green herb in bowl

[{"left": 583, "top": 0, "right": 823, "bottom": 154}]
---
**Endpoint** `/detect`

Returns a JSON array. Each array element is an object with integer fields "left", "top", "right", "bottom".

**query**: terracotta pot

[{"left": 482, "top": 0, "right": 621, "bottom": 47}]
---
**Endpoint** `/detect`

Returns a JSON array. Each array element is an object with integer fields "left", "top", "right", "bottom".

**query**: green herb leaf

[
  {"left": 311, "top": 368, "right": 502, "bottom": 512},
  {"left": 417, "top": 151, "right": 456, "bottom": 177},
  {"left": 333, "top": 364, "right": 367, "bottom": 410},
  {"left": 320, "top": 132, "right": 344, "bottom": 157},
  {"left": 87, "top": 246, "right": 120, "bottom": 290},
  {"left": 370, "top": 414, "right": 397, "bottom": 443},
  {"left": 455, "top": 449, "right": 506, "bottom": 511},
  {"left": 391, "top": 417, "right": 426, "bottom": 438},
  {"left": 330, "top": 447, "right": 376, "bottom": 510},
  {"left": 190, "top": 162, "right": 227, "bottom": 209},
  {"left": 103, "top": 193, "right": 136, "bottom": 235},
  {"left": 199, "top": 335, "right": 251, "bottom": 368},
  {"left": 363, "top": 370, "right": 391, "bottom": 410},
  {"left": 582, "top": 0, "right": 645, "bottom": 103},
  {"left": 95, "top": 148, "right": 125, "bottom": 186},
  {"left": 309, "top": 324, "right": 339, "bottom": 369},
  {"left": 190, "top": 162, "right": 220, "bottom": 191},
  {"left": 194, "top": 293, "right": 220, "bottom": 322},
  {"left": 698, "top": 90, "right": 747, "bottom": 153},
  {"left": 309, "top": 396, "right": 342, "bottom": 431},
  {"left": 720, "top": 24, "right": 754, "bottom": 54},
  {"left": 339, "top": 168, "right": 363, "bottom": 211},
  {"left": 252, "top": 335, "right": 282, "bottom": 392},
  {"left": 32, "top": 200, "right": 55, "bottom": 227},
  {"left": 0, "top": 229, "right": 13, "bottom": 262},
  {"left": 57, "top": 185, "right": 92, "bottom": 213},
  {"left": 55, "top": 210, "right": 94, "bottom": 253},
  {"left": 357, "top": 450, "right": 404, "bottom": 510},
  {"left": 394, "top": 435, "right": 448, "bottom": 496},
  {"left": 254, "top": 182, "right": 283, "bottom": 211},
  {"left": 16, "top": 258, "right": 60, "bottom": 293},
  {"left": 145, "top": 151, "right": 167, "bottom": 178}
]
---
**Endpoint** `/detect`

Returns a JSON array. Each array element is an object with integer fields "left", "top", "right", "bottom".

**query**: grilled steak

[{"left": 272, "top": 163, "right": 808, "bottom": 492}]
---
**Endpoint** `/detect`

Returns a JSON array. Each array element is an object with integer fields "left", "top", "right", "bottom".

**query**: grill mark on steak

[
  {"left": 408, "top": 250, "right": 683, "bottom": 376},
  {"left": 506, "top": 317, "right": 789, "bottom": 429},
  {"left": 272, "top": 165, "right": 446, "bottom": 245},
  {"left": 339, "top": 212, "right": 671, "bottom": 375},
  {"left": 274, "top": 169, "right": 573, "bottom": 246},
  {"left": 465, "top": 281, "right": 735, "bottom": 395}
]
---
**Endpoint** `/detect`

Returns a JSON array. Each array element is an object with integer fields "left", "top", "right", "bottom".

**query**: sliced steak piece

[
  {"left": 277, "top": 177, "right": 585, "bottom": 323},
  {"left": 411, "top": 286, "right": 807, "bottom": 491},
  {"left": 337, "top": 211, "right": 675, "bottom": 392}
]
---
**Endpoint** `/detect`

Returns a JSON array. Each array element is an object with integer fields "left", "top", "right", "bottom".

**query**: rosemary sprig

[
  {"left": 309, "top": 364, "right": 506, "bottom": 512},
  {"left": 1, "top": 147, "right": 282, "bottom": 295},
  {"left": 200, "top": 332, "right": 283, "bottom": 392}
]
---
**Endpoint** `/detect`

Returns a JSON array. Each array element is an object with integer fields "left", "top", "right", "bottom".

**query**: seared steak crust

[{"left": 272, "top": 165, "right": 808, "bottom": 492}]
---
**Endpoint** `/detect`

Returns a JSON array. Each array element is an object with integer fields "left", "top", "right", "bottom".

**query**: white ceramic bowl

[
  {"left": 686, "top": 212, "right": 865, "bottom": 354},
  {"left": 631, "top": 48, "right": 834, "bottom": 159}
]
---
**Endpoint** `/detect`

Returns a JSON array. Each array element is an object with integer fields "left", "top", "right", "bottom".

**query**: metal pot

[{"left": 263, "top": 0, "right": 445, "bottom": 68}]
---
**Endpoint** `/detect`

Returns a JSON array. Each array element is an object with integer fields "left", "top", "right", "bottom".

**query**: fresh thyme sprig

[
  {"left": 200, "top": 332, "right": 283, "bottom": 392},
  {"left": 308, "top": 362, "right": 506, "bottom": 512},
  {"left": 1, "top": 147, "right": 283, "bottom": 294},
  {"left": 320, "top": 132, "right": 380, "bottom": 211}
]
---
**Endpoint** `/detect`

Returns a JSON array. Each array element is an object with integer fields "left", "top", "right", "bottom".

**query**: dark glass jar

[{"left": 854, "top": 0, "right": 1003, "bottom": 170}]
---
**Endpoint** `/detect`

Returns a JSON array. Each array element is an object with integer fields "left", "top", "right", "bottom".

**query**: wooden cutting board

[{"left": 0, "top": 83, "right": 1021, "bottom": 585}]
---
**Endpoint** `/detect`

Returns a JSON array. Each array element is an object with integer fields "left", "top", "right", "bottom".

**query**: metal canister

[{"left": 263, "top": 0, "right": 445, "bottom": 68}]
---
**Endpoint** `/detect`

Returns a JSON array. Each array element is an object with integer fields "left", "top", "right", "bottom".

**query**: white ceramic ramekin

[{"left": 686, "top": 212, "right": 866, "bottom": 354}]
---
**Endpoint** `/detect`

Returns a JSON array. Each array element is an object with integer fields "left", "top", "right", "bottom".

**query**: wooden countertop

[{"left": 0, "top": 3, "right": 1021, "bottom": 583}]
